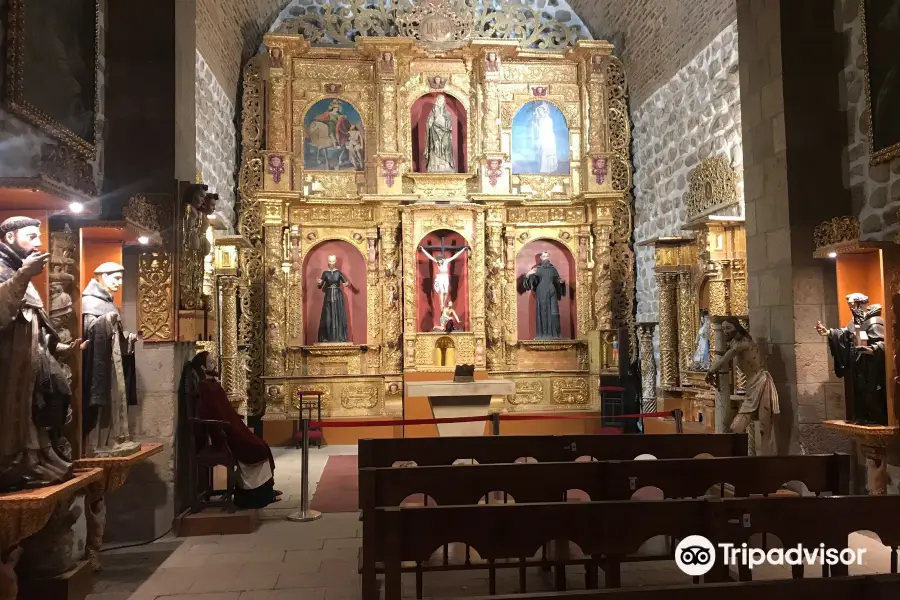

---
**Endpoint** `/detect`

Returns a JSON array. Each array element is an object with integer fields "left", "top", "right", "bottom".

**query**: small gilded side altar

[
  {"left": 641, "top": 157, "right": 748, "bottom": 431},
  {"left": 225, "top": 6, "right": 635, "bottom": 422}
]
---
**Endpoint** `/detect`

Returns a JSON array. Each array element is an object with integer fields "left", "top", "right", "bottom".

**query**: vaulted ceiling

[{"left": 197, "top": 0, "right": 737, "bottom": 107}]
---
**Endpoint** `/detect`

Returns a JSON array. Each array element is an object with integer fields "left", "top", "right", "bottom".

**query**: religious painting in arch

[
  {"left": 416, "top": 229, "right": 470, "bottom": 332},
  {"left": 511, "top": 101, "right": 570, "bottom": 175},
  {"left": 411, "top": 92, "right": 468, "bottom": 173},
  {"left": 302, "top": 240, "right": 367, "bottom": 345},
  {"left": 303, "top": 98, "right": 366, "bottom": 171},
  {"left": 516, "top": 239, "right": 576, "bottom": 341}
]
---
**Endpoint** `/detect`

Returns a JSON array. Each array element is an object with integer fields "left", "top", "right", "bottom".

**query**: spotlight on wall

[
  {"left": 827, "top": 252, "right": 837, "bottom": 259},
  {"left": 138, "top": 235, "right": 150, "bottom": 245},
  {"left": 69, "top": 202, "right": 84, "bottom": 214}
]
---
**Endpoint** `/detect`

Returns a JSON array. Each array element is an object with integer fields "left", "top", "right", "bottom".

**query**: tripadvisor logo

[{"left": 675, "top": 535, "right": 867, "bottom": 576}]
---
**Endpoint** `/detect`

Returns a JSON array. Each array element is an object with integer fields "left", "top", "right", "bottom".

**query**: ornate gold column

[
  {"left": 219, "top": 276, "right": 241, "bottom": 401},
  {"left": 472, "top": 209, "right": 487, "bottom": 370},
  {"left": 478, "top": 48, "right": 507, "bottom": 194},
  {"left": 504, "top": 228, "right": 518, "bottom": 369},
  {"left": 573, "top": 41, "right": 615, "bottom": 194},
  {"left": 379, "top": 205, "right": 402, "bottom": 373},
  {"left": 593, "top": 224, "right": 612, "bottom": 330},
  {"left": 677, "top": 271, "right": 694, "bottom": 377},
  {"left": 262, "top": 201, "right": 286, "bottom": 377},
  {"left": 485, "top": 205, "right": 505, "bottom": 369},
  {"left": 637, "top": 323, "right": 657, "bottom": 413},
  {"left": 657, "top": 272, "right": 679, "bottom": 388}
]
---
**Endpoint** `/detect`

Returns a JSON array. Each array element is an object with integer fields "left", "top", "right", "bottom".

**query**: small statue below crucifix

[{"left": 418, "top": 235, "right": 469, "bottom": 310}]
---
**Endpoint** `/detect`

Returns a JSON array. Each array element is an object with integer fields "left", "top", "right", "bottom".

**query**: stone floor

[{"left": 88, "top": 446, "right": 898, "bottom": 600}]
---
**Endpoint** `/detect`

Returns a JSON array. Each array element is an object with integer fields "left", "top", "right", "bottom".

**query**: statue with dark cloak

[
  {"left": 82, "top": 262, "right": 140, "bottom": 457},
  {"left": 0, "top": 217, "right": 77, "bottom": 492},
  {"left": 524, "top": 251, "right": 566, "bottom": 340},
  {"left": 317, "top": 254, "right": 351, "bottom": 343},
  {"left": 816, "top": 292, "right": 889, "bottom": 425}
]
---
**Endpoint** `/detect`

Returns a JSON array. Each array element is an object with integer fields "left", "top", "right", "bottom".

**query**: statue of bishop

[
  {"left": 0, "top": 217, "right": 77, "bottom": 492},
  {"left": 82, "top": 262, "right": 140, "bottom": 457}
]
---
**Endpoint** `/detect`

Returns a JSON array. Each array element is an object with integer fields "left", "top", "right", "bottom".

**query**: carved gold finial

[{"left": 813, "top": 216, "right": 861, "bottom": 258}]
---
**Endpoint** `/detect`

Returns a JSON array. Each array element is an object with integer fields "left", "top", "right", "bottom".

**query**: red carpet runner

[{"left": 309, "top": 455, "right": 359, "bottom": 513}]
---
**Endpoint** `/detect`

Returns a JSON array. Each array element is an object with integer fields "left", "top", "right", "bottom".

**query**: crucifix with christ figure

[{"left": 418, "top": 234, "right": 469, "bottom": 310}]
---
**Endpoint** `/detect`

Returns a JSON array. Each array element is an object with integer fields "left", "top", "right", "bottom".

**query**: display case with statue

[
  {"left": 210, "top": 5, "right": 635, "bottom": 434},
  {"left": 812, "top": 216, "right": 900, "bottom": 495}
]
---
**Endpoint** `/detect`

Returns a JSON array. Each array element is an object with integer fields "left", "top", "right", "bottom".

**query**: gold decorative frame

[
  {"left": 4, "top": 0, "right": 101, "bottom": 158},
  {"left": 813, "top": 216, "right": 862, "bottom": 258},
  {"left": 685, "top": 157, "right": 740, "bottom": 223},
  {"left": 859, "top": 0, "right": 900, "bottom": 165}
]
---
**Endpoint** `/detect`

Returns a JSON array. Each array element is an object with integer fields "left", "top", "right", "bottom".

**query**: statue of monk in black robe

[
  {"left": 816, "top": 292, "right": 888, "bottom": 425},
  {"left": 317, "top": 254, "right": 351, "bottom": 343},
  {"left": 0, "top": 217, "right": 77, "bottom": 491},
  {"left": 524, "top": 251, "right": 566, "bottom": 340},
  {"left": 82, "top": 262, "right": 140, "bottom": 457}
]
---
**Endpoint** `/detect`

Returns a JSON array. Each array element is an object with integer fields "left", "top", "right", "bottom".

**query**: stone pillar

[
  {"left": 656, "top": 272, "right": 679, "bottom": 388},
  {"left": 638, "top": 323, "right": 658, "bottom": 413},
  {"left": 677, "top": 271, "right": 694, "bottom": 376},
  {"left": 737, "top": 0, "right": 852, "bottom": 454},
  {"left": 101, "top": 0, "right": 195, "bottom": 540}
]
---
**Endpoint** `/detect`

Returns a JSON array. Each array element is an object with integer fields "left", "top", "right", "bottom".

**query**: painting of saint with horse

[{"left": 303, "top": 98, "right": 366, "bottom": 171}]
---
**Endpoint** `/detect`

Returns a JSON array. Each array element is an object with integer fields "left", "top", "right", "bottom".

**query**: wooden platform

[
  {"left": 0, "top": 468, "right": 103, "bottom": 551},
  {"left": 175, "top": 508, "right": 259, "bottom": 537},
  {"left": 73, "top": 443, "right": 164, "bottom": 495}
]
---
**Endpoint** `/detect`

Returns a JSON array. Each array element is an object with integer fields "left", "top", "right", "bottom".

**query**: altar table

[{"left": 405, "top": 379, "right": 515, "bottom": 436}]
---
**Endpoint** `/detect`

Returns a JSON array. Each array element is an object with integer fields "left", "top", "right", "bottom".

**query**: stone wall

[
  {"left": 570, "top": 0, "right": 737, "bottom": 105},
  {"left": 196, "top": 0, "right": 284, "bottom": 99},
  {"left": 633, "top": 22, "right": 744, "bottom": 323},
  {"left": 835, "top": 0, "right": 900, "bottom": 239},
  {"left": 0, "top": 0, "right": 106, "bottom": 186},
  {"left": 196, "top": 51, "right": 237, "bottom": 230}
]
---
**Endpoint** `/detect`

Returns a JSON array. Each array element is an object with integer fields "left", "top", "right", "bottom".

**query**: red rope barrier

[
  {"left": 500, "top": 411, "right": 672, "bottom": 421},
  {"left": 307, "top": 410, "right": 674, "bottom": 429}
]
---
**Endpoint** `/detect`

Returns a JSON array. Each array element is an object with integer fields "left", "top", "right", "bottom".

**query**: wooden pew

[
  {"left": 359, "top": 454, "right": 850, "bottom": 599},
  {"left": 378, "top": 496, "right": 900, "bottom": 599},
  {"left": 460, "top": 575, "right": 900, "bottom": 600},
  {"left": 358, "top": 433, "right": 748, "bottom": 468}
]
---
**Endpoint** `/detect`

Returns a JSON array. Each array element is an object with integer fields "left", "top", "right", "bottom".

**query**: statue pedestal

[
  {"left": 823, "top": 420, "right": 899, "bottom": 495},
  {"left": 405, "top": 379, "right": 515, "bottom": 436},
  {"left": 18, "top": 559, "right": 92, "bottom": 600},
  {"left": 74, "top": 443, "right": 164, "bottom": 570}
]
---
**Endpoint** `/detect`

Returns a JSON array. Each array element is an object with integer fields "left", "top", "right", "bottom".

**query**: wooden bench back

[
  {"left": 359, "top": 454, "right": 849, "bottom": 511},
  {"left": 358, "top": 433, "right": 748, "bottom": 468},
  {"left": 457, "top": 575, "right": 900, "bottom": 600},
  {"left": 379, "top": 496, "right": 900, "bottom": 569}
]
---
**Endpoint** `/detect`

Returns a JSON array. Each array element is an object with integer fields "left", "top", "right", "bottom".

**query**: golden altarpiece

[
  {"left": 642, "top": 157, "right": 747, "bottom": 433},
  {"left": 211, "top": 18, "right": 635, "bottom": 421}
]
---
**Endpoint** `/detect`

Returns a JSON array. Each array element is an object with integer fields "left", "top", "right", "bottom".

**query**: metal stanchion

[
  {"left": 490, "top": 411, "right": 500, "bottom": 436},
  {"left": 286, "top": 411, "right": 323, "bottom": 522},
  {"left": 673, "top": 409, "right": 684, "bottom": 434}
]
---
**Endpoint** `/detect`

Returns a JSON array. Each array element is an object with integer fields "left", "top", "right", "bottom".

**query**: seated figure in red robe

[{"left": 185, "top": 352, "right": 281, "bottom": 509}]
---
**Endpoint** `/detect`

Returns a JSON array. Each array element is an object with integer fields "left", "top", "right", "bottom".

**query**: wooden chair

[{"left": 188, "top": 417, "right": 237, "bottom": 514}]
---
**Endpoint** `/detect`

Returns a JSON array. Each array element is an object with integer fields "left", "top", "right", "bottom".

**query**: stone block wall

[
  {"left": 196, "top": 51, "right": 237, "bottom": 230},
  {"left": 633, "top": 22, "right": 744, "bottom": 323},
  {"left": 835, "top": 0, "right": 900, "bottom": 239},
  {"left": 570, "top": 0, "right": 738, "bottom": 105},
  {"left": 0, "top": 0, "right": 106, "bottom": 185}
]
